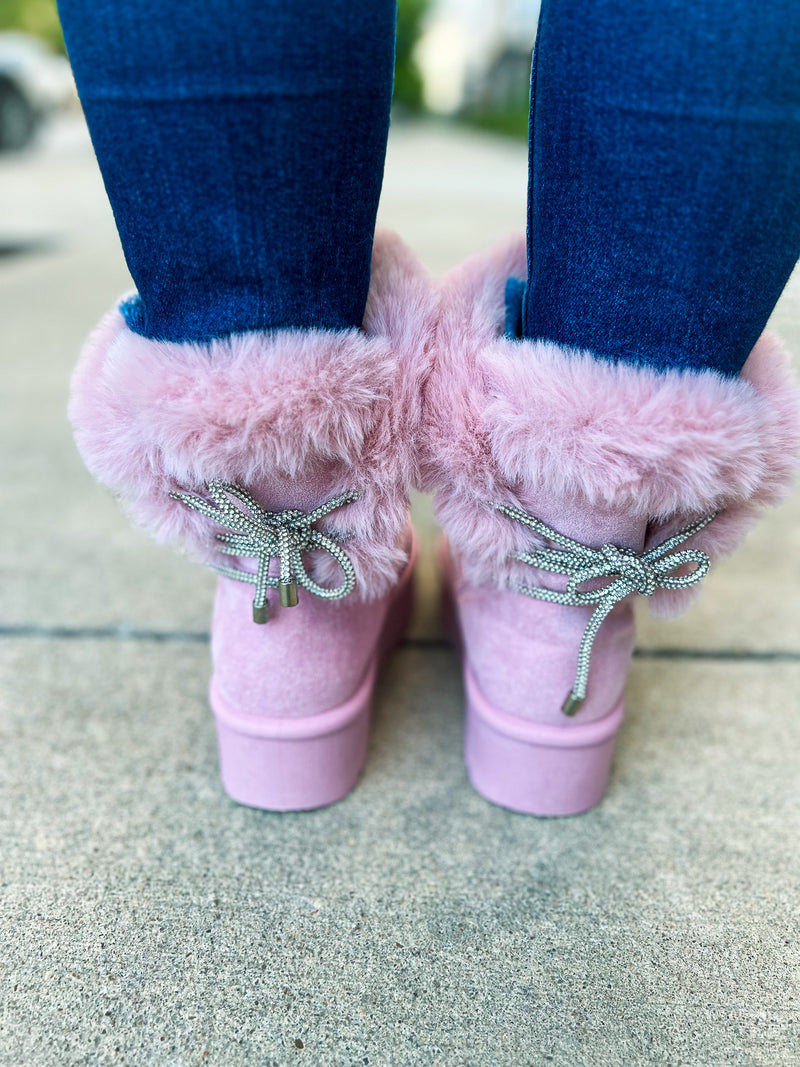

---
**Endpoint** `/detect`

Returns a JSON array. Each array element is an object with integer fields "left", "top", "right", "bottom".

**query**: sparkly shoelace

[
  {"left": 494, "top": 504, "right": 717, "bottom": 716},
  {"left": 170, "top": 481, "right": 359, "bottom": 623}
]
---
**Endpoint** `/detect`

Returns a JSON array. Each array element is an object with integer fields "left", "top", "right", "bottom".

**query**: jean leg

[
  {"left": 522, "top": 0, "right": 800, "bottom": 375},
  {"left": 57, "top": 0, "right": 397, "bottom": 342}
]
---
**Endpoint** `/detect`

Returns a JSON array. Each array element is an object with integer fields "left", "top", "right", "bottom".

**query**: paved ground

[{"left": 1, "top": 115, "right": 799, "bottom": 1066}]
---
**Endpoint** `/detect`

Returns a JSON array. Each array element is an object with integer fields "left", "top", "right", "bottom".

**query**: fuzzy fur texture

[
  {"left": 424, "top": 234, "right": 800, "bottom": 616},
  {"left": 69, "top": 229, "right": 436, "bottom": 599}
]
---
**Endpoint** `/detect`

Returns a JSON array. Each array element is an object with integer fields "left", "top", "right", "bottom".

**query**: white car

[{"left": 0, "top": 32, "right": 74, "bottom": 151}]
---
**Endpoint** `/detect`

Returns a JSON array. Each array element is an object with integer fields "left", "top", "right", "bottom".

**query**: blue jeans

[
  {"left": 58, "top": 0, "right": 800, "bottom": 376},
  {"left": 57, "top": 0, "right": 397, "bottom": 340},
  {"left": 521, "top": 0, "right": 800, "bottom": 376}
]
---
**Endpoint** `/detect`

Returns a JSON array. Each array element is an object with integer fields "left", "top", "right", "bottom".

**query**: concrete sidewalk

[{"left": 1, "top": 117, "right": 799, "bottom": 1066}]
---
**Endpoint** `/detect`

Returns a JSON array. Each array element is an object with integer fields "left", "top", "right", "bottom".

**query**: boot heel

[
  {"left": 210, "top": 540, "right": 416, "bottom": 812},
  {"left": 463, "top": 662, "right": 624, "bottom": 817}
]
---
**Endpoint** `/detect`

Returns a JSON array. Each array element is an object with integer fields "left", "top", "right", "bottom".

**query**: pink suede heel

[
  {"left": 440, "top": 539, "right": 626, "bottom": 816},
  {"left": 211, "top": 539, "right": 416, "bottom": 811}
]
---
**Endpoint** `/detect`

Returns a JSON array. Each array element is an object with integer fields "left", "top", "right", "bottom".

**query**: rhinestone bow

[
  {"left": 494, "top": 504, "right": 717, "bottom": 716},
  {"left": 171, "top": 481, "right": 358, "bottom": 623}
]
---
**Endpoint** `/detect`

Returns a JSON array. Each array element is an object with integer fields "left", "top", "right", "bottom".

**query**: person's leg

[
  {"left": 521, "top": 0, "right": 800, "bottom": 375},
  {"left": 65, "top": 1, "right": 439, "bottom": 812},
  {"left": 57, "top": 0, "right": 397, "bottom": 341},
  {"left": 426, "top": 1, "right": 800, "bottom": 815}
]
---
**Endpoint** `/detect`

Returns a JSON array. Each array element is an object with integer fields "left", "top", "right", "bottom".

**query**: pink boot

[
  {"left": 424, "top": 236, "right": 800, "bottom": 816},
  {"left": 69, "top": 230, "right": 435, "bottom": 810}
]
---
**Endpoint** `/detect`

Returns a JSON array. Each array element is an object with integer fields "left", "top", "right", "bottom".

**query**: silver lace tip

[
  {"left": 561, "top": 693, "right": 584, "bottom": 717},
  {"left": 252, "top": 602, "right": 269, "bottom": 625},
  {"left": 279, "top": 582, "right": 299, "bottom": 608}
]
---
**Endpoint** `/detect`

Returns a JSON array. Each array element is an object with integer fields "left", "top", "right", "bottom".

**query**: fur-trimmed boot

[
  {"left": 69, "top": 230, "right": 435, "bottom": 811},
  {"left": 423, "top": 236, "right": 800, "bottom": 816}
]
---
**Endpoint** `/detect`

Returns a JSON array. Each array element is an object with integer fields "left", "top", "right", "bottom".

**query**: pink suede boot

[
  {"left": 69, "top": 230, "right": 435, "bottom": 810},
  {"left": 424, "top": 236, "right": 800, "bottom": 816}
]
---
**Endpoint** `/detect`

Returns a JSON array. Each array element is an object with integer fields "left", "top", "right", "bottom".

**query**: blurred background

[
  {"left": 0, "top": 0, "right": 538, "bottom": 154},
  {"left": 0, "top": 0, "right": 538, "bottom": 272},
  {"left": 0, "top": 0, "right": 70, "bottom": 152}
]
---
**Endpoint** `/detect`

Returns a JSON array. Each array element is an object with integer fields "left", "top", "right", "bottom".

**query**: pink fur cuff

[
  {"left": 424, "top": 235, "right": 800, "bottom": 615},
  {"left": 69, "top": 229, "right": 436, "bottom": 599}
]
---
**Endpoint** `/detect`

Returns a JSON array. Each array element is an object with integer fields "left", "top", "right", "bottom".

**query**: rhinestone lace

[
  {"left": 170, "top": 481, "right": 358, "bottom": 623},
  {"left": 494, "top": 504, "right": 717, "bottom": 715}
]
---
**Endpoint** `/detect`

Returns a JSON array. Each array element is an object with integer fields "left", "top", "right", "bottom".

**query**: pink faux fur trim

[
  {"left": 69, "top": 229, "right": 436, "bottom": 599},
  {"left": 425, "top": 235, "right": 800, "bottom": 615}
]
